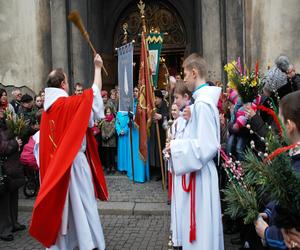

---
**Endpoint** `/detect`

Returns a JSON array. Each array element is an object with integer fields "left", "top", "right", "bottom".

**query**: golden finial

[
  {"left": 138, "top": 0, "right": 147, "bottom": 33},
  {"left": 138, "top": 0, "right": 145, "bottom": 17},
  {"left": 122, "top": 23, "right": 128, "bottom": 44}
]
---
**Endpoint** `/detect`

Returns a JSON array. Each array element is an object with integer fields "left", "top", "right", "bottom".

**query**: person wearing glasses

[{"left": 10, "top": 88, "right": 22, "bottom": 114}]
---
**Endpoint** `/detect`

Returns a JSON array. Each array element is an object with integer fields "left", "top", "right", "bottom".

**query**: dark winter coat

[
  {"left": 289, "top": 74, "right": 300, "bottom": 91},
  {"left": 263, "top": 154, "right": 300, "bottom": 250},
  {"left": 0, "top": 119, "right": 25, "bottom": 192},
  {"left": 10, "top": 100, "right": 21, "bottom": 114},
  {"left": 101, "top": 118, "right": 116, "bottom": 148}
]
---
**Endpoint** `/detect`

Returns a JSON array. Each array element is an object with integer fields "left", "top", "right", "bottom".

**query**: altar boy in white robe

[
  {"left": 168, "top": 81, "right": 193, "bottom": 247},
  {"left": 167, "top": 53, "right": 224, "bottom": 250}
]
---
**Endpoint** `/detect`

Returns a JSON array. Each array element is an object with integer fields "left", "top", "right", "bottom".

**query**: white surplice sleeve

[
  {"left": 88, "top": 84, "right": 105, "bottom": 128},
  {"left": 33, "top": 131, "right": 40, "bottom": 168},
  {"left": 170, "top": 102, "right": 219, "bottom": 175}
]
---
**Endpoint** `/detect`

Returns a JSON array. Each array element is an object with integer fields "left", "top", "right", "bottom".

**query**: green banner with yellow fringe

[{"left": 146, "top": 33, "right": 163, "bottom": 88}]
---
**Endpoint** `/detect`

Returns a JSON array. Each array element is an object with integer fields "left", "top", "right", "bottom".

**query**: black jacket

[{"left": 0, "top": 119, "right": 25, "bottom": 191}]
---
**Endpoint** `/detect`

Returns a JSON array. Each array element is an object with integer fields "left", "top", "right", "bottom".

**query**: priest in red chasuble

[{"left": 29, "top": 54, "right": 108, "bottom": 250}]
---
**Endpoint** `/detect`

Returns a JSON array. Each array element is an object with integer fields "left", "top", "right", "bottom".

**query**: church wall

[
  {"left": 50, "top": 0, "right": 69, "bottom": 77},
  {"left": 1, "top": 0, "right": 299, "bottom": 93},
  {"left": 0, "top": 0, "right": 52, "bottom": 93},
  {"left": 244, "top": 0, "right": 300, "bottom": 73},
  {"left": 201, "top": 0, "right": 223, "bottom": 81}
]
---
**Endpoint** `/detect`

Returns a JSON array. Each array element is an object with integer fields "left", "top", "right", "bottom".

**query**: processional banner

[
  {"left": 146, "top": 33, "right": 164, "bottom": 88},
  {"left": 117, "top": 42, "right": 134, "bottom": 112}
]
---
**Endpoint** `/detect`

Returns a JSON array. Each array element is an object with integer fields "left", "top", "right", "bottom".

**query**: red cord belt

[{"left": 182, "top": 172, "right": 196, "bottom": 243}]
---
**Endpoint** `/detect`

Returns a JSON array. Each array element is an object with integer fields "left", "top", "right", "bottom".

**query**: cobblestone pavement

[
  {"left": 20, "top": 175, "right": 167, "bottom": 203},
  {"left": 105, "top": 175, "right": 167, "bottom": 203},
  {"left": 0, "top": 212, "right": 240, "bottom": 250},
  {"left": 13, "top": 175, "right": 241, "bottom": 250}
]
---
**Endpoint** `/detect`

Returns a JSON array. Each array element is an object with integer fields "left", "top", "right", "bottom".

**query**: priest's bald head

[{"left": 46, "top": 68, "right": 69, "bottom": 93}]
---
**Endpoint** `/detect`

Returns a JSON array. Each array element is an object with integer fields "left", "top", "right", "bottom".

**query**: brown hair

[
  {"left": 174, "top": 80, "right": 192, "bottom": 99},
  {"left": 104, "top": 105, "right": 112, "bottom": 115},
  {"left": 280, "top": 90, "right": 300, "bottom": 132},
  {"left": 74, "top": 82, "right": 83, "bottom": 89},
  {"left": 182, "top": 53, "right": 207, "bottom": 79},
  {"left": 46, "top": 68, "right": 65, "bottom": 88}
]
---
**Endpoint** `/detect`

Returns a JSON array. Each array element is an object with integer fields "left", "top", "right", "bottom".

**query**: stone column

[
  {"left": 50, "top": 0, "right": 69, "bottom": 75},
  {"left": 0, "top": 0, "right": 52, "bottom": 92},
  {"left": 225, "top": 0, "right": 244, "bottom": 63},
  {"left": 193, "top": 0, "right": 203, "bottom": 54},
  {"left": 69, "top": 0, "right": 91, "bottom": 88},
  {"left": 201, "top": 0, "right": 223, "bottom": 81},
  {"left": 244, "top": 0, "right": 300, "bottom": 71}
]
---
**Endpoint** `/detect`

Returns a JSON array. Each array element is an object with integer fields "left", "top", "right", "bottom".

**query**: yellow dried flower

[{"left": 250, "top": 80, "right": 257, "bottom": 87}]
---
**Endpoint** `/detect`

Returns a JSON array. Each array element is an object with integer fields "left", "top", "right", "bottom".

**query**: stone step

[{"left": 19, "top": 199, "right": 170, "bottom": 216}]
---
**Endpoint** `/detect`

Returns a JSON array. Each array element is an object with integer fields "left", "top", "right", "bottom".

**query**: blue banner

[{"left": 117, "top": 42, "right": 134, "bottom": 112}]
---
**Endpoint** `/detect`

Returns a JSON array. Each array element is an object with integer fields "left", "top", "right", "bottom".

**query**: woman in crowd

[
  {"left": 0, "top": 89, "right": 16, "bottom": 116},
  {"left": 34, "top": 95, "right": 43, "bottom": 110},
  {"left": 126, "top": 87, "right": 150, "bottom": 183},
  {"left": 101, "top": 106, "right": 116, "bottom": 174},
  {"left": 0, "top": 103, "right": 25, "bottom": 242}
]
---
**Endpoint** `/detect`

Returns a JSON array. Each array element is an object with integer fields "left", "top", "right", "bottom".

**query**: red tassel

[
  {"left": 168, "top": 171, "right": 172, "bottom": 202},
  {"left": 263, "top": 143, "right": 298, "bottom": 163},
  {"left": 256, "top": 105, "right": 282, "bottom": 137},
  {"left": 182, "top": 173, "right": 197, "bottom": 243}
]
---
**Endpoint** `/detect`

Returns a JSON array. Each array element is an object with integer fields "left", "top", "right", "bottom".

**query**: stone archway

[
  {"left": 113, "top": 1, "right": 187, "bottom": 54},
  {"left": 113, "top": 1, "right": 188, "bottom": 80}
]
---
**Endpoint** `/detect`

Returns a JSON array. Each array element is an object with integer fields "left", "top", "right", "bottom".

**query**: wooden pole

[
  {"left": 156, "top": 121, "right": 166, "bottom": 190},
  {"left": 138, "top": 0, "right": 166, "bottom": 190},
  {"left": 129, "top": 112, "right": 135, "bottom": 183}
]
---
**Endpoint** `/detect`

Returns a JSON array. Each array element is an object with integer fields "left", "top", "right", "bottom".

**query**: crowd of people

[
  {"left": 0, "top": 52, "right": 300, "bottom": 250},
  {"left": 0, "top": 87, "right": 44, "bottom": 241},
  {"left": 163, "top": 54, "right": 300, "bottom": 250}
]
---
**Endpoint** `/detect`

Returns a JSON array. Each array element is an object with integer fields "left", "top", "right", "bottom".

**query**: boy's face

[
  {"left": 171, "top": 104, "right": 179, "bottom": 120},
  {"left": 102, "top": 95, "right": 108, "bottom": 103},
  {"left": 279, "top": 107, "right": 297, "bottom": 142},
  {"left": 75, "top": 86, "right": 83, "bottom": 95},
  {"left": 155, "top": 96, "right": 162, "bottom": 106},
  {"left": 133, "top": 88, "right": 139, "bottom": 99},
  {"left": 22, "top": 101, "right": 33, "bottom": 110},
  {"left": 174, "top": 93, "right": 185, "bottom": 109},
  {"left": 183, "top": 67, "right": 196, "bottom": 91}
]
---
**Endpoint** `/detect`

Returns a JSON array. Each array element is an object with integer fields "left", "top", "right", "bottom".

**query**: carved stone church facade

[{"left": 0, "top": 0, "right": 299, "bottom": 93}]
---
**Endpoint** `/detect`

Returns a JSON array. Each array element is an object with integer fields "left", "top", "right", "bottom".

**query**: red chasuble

[{"left": 29, "top": 89, "right": 108, "bottom": 248}]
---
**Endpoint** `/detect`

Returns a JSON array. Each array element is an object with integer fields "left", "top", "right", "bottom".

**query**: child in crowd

[
  {"left": 168, "top": 81, "right": 192, "bottom": 248},
  {"left": 108, "top": 89, "right": 118, "bottom": 113},
  {"left": 101, "top": 106, "right": 116, "bottom": 174},
  {"left": 227, "top": 92, "right": 261, "bottom": 161},
  {"left": 166, "top": 103, "right": 179, "bottom": 203}
]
